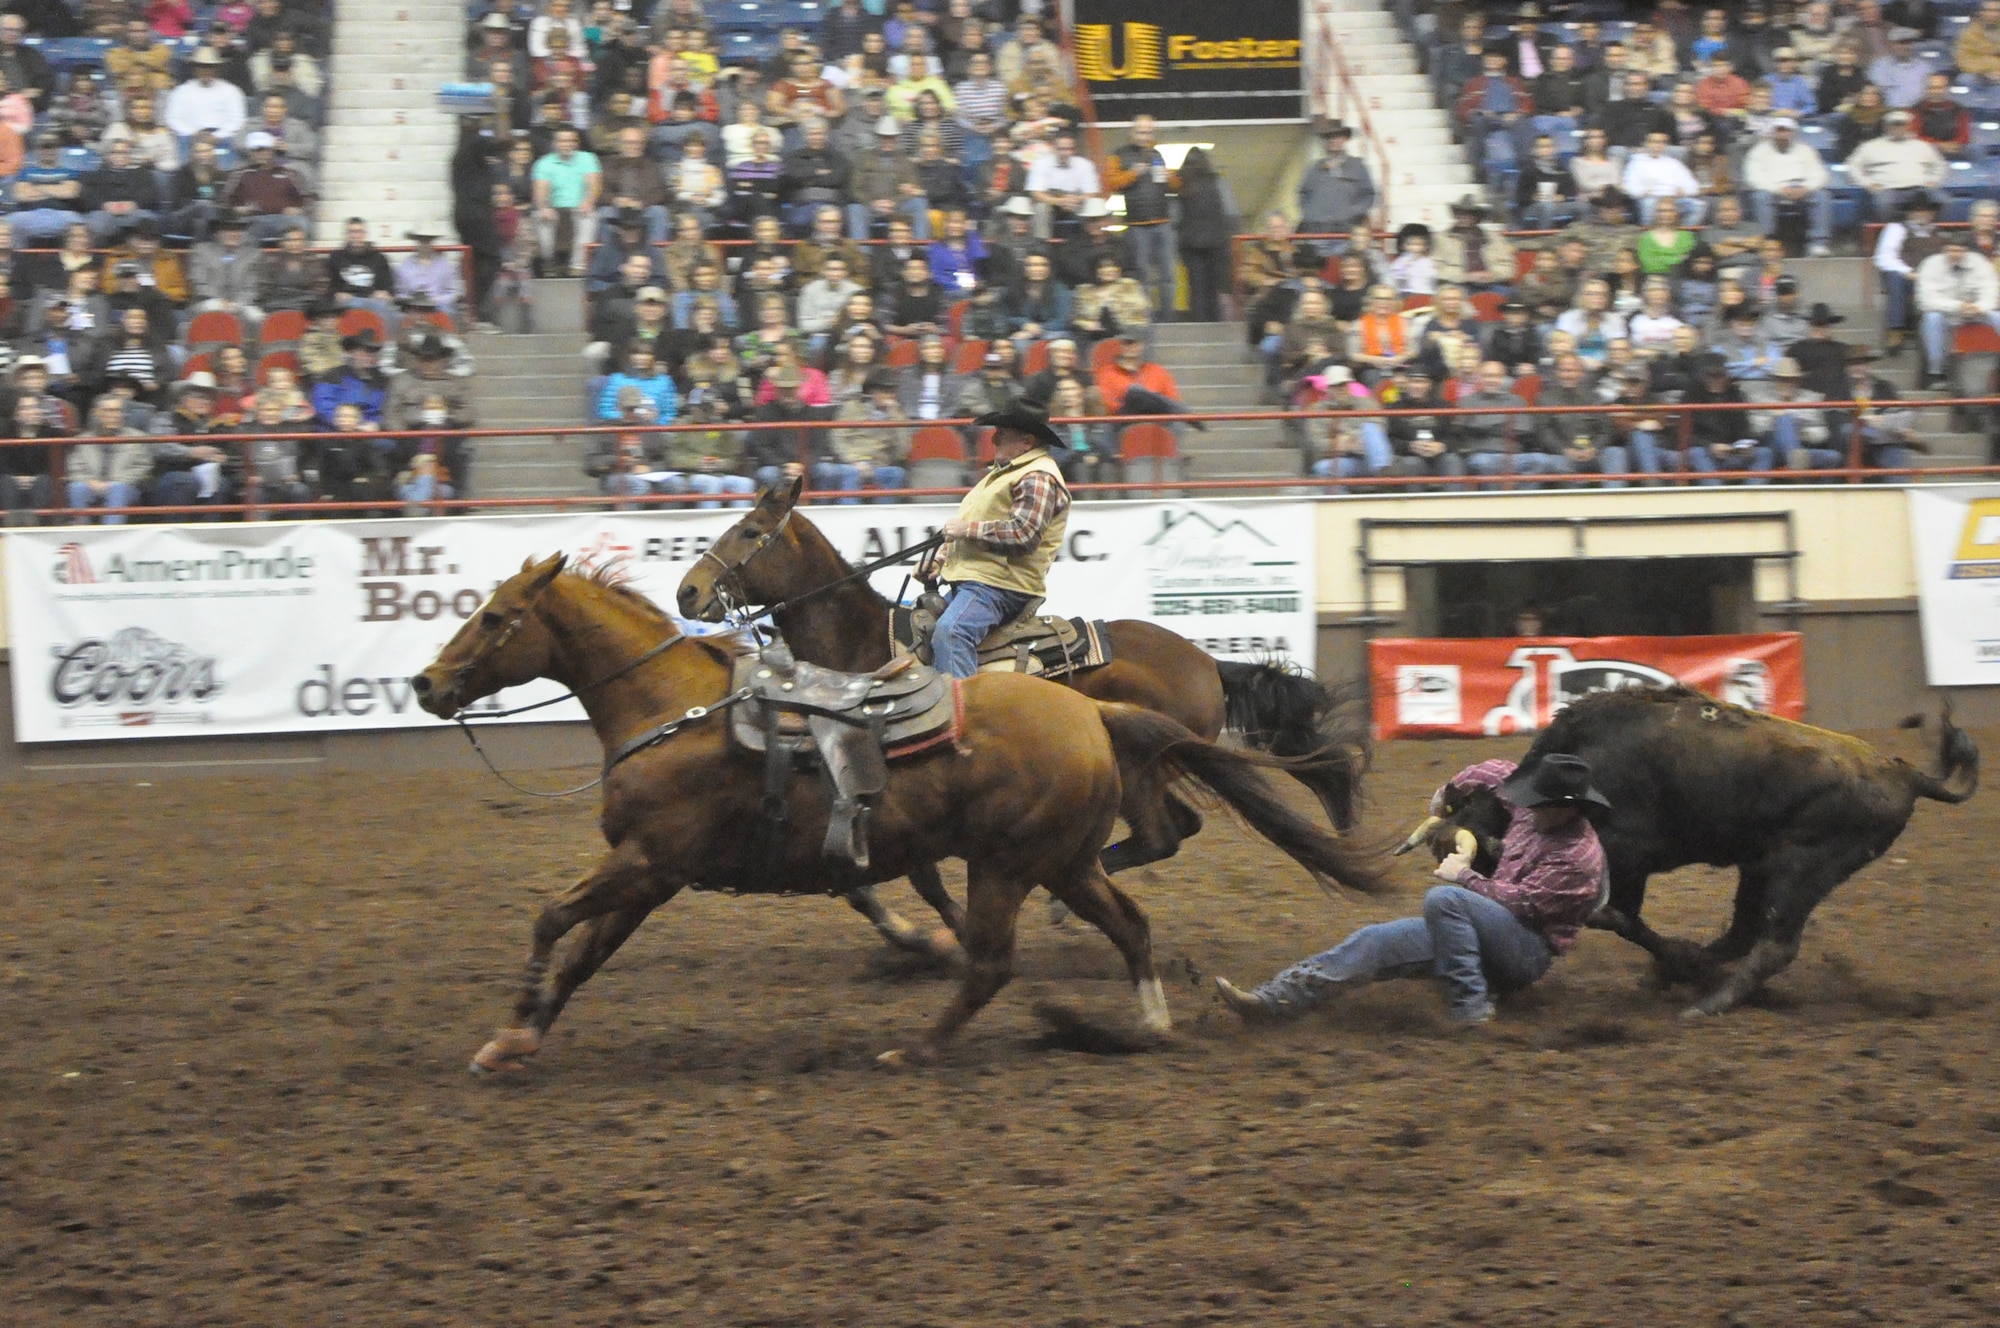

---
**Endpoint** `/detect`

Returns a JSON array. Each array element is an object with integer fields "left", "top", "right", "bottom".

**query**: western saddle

[
  {"left": 728, "top": 638, "right": 960, "bottom": 871},
  {"left": 891, "top": 592, "right": 1111, "bottom": 678}
]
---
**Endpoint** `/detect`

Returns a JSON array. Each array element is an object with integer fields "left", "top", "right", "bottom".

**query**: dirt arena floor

[{"left": 4, "top": 727, "right": 1999, "bottom": 1327}]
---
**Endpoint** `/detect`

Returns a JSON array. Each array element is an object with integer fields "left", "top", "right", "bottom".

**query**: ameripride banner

[{"left": 5, "top": 499, "right": 1316, "bottom": 742}]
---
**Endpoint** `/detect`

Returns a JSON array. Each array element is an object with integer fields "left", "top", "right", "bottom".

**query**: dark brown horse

[
  {"left": 414, "top": 555, "right": 1386, "bottom": 1072},
  {"left": 674, "top": 479, "right": 1369, "bottom": 949}
]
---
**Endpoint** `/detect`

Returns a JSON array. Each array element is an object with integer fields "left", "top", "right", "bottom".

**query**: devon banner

[
  {"left": 5, "top": 499, "right": 1315, "bottom": 742},
  {"left": 1072, "top": 0, "right": 1303, "bottom": 123},
  {"left": 1367, "top": 635, "right": 1807, "bottom": 740},
  {"left": 1908, "top": 485, "right": 2000, "bottom": 686}
]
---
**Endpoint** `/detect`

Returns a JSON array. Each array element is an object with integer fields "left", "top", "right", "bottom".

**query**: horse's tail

[
  {"left": 1216, "top": 660, "right": 1372, "bottom": 830},
  {"left": 1096, "top": 703, "right": 1392, "bottom": 895}
]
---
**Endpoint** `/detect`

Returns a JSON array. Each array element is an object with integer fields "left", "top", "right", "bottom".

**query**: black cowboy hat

[
  {"left": 408, "top": 331, "right": 451, "bottom": 360},
  {"left": 341, "top": 329, "right": 382, "bottom": 351},
  {"left": 972, "top": 402, "right": 1066, "bottom": 451},
  {"left": 1806, "top": 302, "right": 1844, "bottom": 327},
  {"left": 1902, "top": 190, "right": 1943, "bottom": 217},
  {"left": 1499, "top": 754, "right": 1612, "bottom": 810}
]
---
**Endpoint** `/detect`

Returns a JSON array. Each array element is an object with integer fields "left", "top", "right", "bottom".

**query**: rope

[
  {"left": 754, "top": 533, "right": 946, "bottom": 621},
  {"left": 456, "top": 718, "right": 606, "bottom": 799}
]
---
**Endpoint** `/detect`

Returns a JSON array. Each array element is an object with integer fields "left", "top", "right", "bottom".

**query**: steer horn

[{"left": 1394, "top": 815, "right": 1443, "bottom": 857}]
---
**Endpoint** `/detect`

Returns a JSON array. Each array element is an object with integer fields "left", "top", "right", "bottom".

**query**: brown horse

[
  {"left": 674, "top": 479, "right": 1369, "bottom": 949},
  {"left": 414, "top": 555, "right": 1386, "bottom": 1072}
]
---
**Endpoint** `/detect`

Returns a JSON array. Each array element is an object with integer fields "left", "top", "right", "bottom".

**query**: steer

[{"left": 1399, "top": 685, "right": 1978, "bottom": 1017}]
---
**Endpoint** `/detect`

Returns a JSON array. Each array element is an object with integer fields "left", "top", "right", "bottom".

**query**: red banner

[{"left": 1369, "top": 634, "right": 1806, "bottom": 740}]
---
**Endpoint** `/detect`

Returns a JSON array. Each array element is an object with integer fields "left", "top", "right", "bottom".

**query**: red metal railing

[{"left": 6, "top": 395, "right": 1980, "bottom": 521}]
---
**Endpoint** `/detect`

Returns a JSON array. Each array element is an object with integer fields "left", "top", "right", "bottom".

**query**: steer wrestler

[{"left": 1216, "top": 755, "right": 1609, "bottom": 1025}]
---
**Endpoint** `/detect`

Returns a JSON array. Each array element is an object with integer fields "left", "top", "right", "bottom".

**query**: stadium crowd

[
  {"left": 1250, "top": 0, "right": 1989, "bottom": 486},
  {"left": 446, "top": 0, "right": 1227, "bottom": 505},
  {"left": 0, "top": 0, "right": 490, "bottom": 522}
]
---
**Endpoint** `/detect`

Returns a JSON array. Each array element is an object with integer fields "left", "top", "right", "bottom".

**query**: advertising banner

[
  {"left": 1073, "top": 0, "right": 1303, "bottom": 123},
  {"left": 1908, "top": 485, "right": 2000, "bottom": 686},
  {"left": 6, "top": 499, "right": 1315, "bottom": 742},
  {"left": 1368, "top": 634, "right": 1807, "bottom": 740}
]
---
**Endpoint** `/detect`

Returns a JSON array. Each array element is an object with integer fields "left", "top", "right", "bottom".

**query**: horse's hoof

[
  {"left": 875, "top": 1045, "right": 936, "bottom": 1068},
  {"left": 875, "top": 1048, "right": 907, "bottom": 1068},
  {"left": 923, "top": 927, "right": 964, "bottom": 961},
  {"left": 469, "top": 1027, "right": 541, "bottom": 1075}
]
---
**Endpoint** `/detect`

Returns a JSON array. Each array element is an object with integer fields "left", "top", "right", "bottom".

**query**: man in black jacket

[
  {"left": 780, "top": 118, "right": 852, "bottom": 235},
  {"left": 747, "top": 363, "right": 827, "bottom": 486},
  {"left": 82, "top": 135, "right": 162, "bottom": 245},
  {"left": 1106, "top": 114, "right": 1178, "bottom": 318},
  {"left": 327, "top": 217, "right": 397, "bottom": 321},
  {"left": 1600, "top": 71, "right": 1671, "bottom": 152}
]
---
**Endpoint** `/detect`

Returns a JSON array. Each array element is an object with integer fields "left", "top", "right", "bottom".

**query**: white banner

[
  {"left": 1910, "top": 485, "right": 2000, "bottom": 687},
  {"left": 6, "top": 499, "right": 1316, "bottom": 741}
]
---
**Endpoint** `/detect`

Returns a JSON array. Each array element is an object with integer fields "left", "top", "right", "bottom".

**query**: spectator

[
  {"left": 1912, "top": 71, "right": 1970, "bottom": 155},
  {"left": 668, "top": 133, "right": 726, "bottom": 233},
  {"left": 797, "top": 254, "right": 861, "bottom": 346},
  {"left": 1683, "top": 352, "right": 1771, "bottom": 483},
  {"left": 1306, "top": 368, "right": 1392, "bottom": 487},
  {"left": 1102, "top": 114, "right": 1178, "bottom": 318},
  {"left": 1025, "top": 130, "right": 1099, "bottom": 242},
  {"left": 382, "top": 330, "right": 476, "bottom": 499},
  {"left": 1533, "top": 353, "right": 1627, "bottom": 485},
  {"left": 1627, "top": 277, "right": 1687, "bottom": 356},
  {"left": 164, "top": 47, "right": 246, "bottom": 141},
  {"left": 80, "top": 133, "right": 160, "bottom": 244},
  {"left": 1047, "top": 375, "right": 1114, "bottom": 485},
  {"left": 189, "top": 210, "right": 264, "bottom": 335},
  {"left": 1563, "top": 187, "right": 1640, "bottom": 276},
  {"left": 311, "top": 331, "right": 388, "bottom": 427},
  {"left": 1070, "top": 252, "right": 1150, "bottom": 351},
  {"left": 1958, "top": 0, "right": 2000, "bottom": 84},
  {"left": 1380, "top": 365, "right": 1462, "bottom": 485},
  {"left": 1483, "top": 298, "right": 1542, "bottom": 375},
  {"left": 1600, "top": 72, "right": 1671, "bottom": 156},
  {"left": 595, "top": 125, "right": 670, "bottom": 245},
  {"left": 820, "top": 0, "right": 877, "bottom": 64},
  {"left": 1740, "top": 113, "right": 1833, "bottom": 256},
  {"left": 531, "top": 126, "right": 602, "bottom": 278},
  {"left": 594, "top": 342, "right": 678, "bottom": 424},
  {"left": 1840, "top": 111, "right": 1952, "bottom": 220},
  {"left": 1873, "top": 190, "right": 1944, "bottom": 355},
  {"left": 822, "top": 367, "right": 910, "bottom": 501},
  {"left": 1701, "top": 192, "right": 1765, "bottom": 279},
  {"left": 243, "top": 90, "right": 317, "bottom": 168},
  {"left": 1622, "top": 130, "right": 1703, "bottom": 225},
  {"left": 67, "top": 394, "right": 152, "bottom": 523},
  {"left": 394, "top": 226, "right": 463, "bottom": 320},
  {"left": 0, "top": 14, "right": 50, "bottom": 111},
  {"left": 10, "top": 132, "right": 85, "bottom": 244},
  {"left": 1018, "top": 335, "right": 1082, "bottom": 407},
  {"left": 1747, "top": 357, "right": 1837, "bottom": 471},
  {"left": 1759, "top": 276, "right": 1812, "bottom": 348},
  {"left": 1606, "top": 363, "right": 1678, "bottom": 476},
  {"left": 1915, "top": 233, "right": 2000, "bottom": 387},
  {"left": 1555, "top": 278, "right": 1628, "bottom": 370},
  {"left": 1389, "top": 225, "right": 1437, "bottom": 297},
  {"left": 223, "top": 130, "right": 310, "bottom": 244},
  {"left": 1453, "top": 51, "right": 1528, "bottom": 179},
  {"left": 1834, "top": 346, "right": 1918, "bottom": 474},
  {"left": 1175, "top": 147, "right": 1236, "bottom": 324},
  {"left": 1788, "top": 302, "right": 1852, "bottom": 399},
  {"left": 746, "top": 361, "right": 822, "bottom": 487},
  {"left": 108, "top": 16, "right": 175, "bottom": 94},
  {"left": 1348, "top": 283, "right": 1416, "bottom": 382},
  {"left": 327, "top": 217, "right": 396, "bottom": 321},
  {"left": 794, "top": 204, "right": 867, "bottom": 287},
  {"left": 778, "top": 118, "right": 851, "bottom": 235},
  {"left": 1097, "top": 332, "right": 1193, "bottom": 426},
  {"left": 151, "top": 371, "right": 236, "bottom": 512},
  {"left": 956, "top": 345, "right": 1021, "bottom": 418},
  {"left": 1517, "top": 135, "right": 1581, "bottom": 230},
  {"left": 673, "top": 261, "right": 738, "bottom": 331},
  {"left": 1869, "top": 27, "right": 1929, "bottom": 108},
  {"left": 849, "top": 114, "right": 926, "bottom": 239},
  {"left": 258, "top": 220, "right": 324, "bottom": 313},
  {"left": 1001, "top": 249, "right": 1070, "bottom": 348},
  {"left": 880, "top": 253, "right": 947, "bottom": 339},
  {"left": 1635, "top": 197, "right": 1696, "bottom": 276},
  {"left": 724, "top": 127, "right": 785, "bottom": 236},
  {"left": 1435, "top": 195, "right": 1515, "bottom": 293},
  {"left": 234, "top": 387, "right": 314, "bottom": 514}
]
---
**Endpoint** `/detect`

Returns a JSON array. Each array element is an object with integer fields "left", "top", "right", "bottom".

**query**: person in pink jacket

[{"left": 1216, "top": 755, "right": 1609, "bottom": 1025}]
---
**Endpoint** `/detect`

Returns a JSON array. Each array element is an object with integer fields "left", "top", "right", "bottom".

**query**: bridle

[{"left": 692, "top": 507, "right": 794, "bottom": 619}]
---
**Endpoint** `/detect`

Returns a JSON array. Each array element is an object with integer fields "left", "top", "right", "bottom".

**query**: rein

[{"left": 703, "top": 513, "right": 945, "bottom": 624}]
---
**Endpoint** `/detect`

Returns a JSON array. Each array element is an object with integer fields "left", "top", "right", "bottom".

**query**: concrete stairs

[
  {"left": 315, "top": 0, "right": 463, "bottom": 248},
  {"left": 1310, "top": 0, "right": 1479, "bottom": 232},
  {"left": 1152, "top": 322, "right": 1297, "bottom": 480},
  {"left": 466, "top": 280, "right": 598, "bottom": 502}
]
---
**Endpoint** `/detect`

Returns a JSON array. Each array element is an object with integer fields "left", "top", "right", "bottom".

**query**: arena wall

[{"left": 0, "top": 488, "right": 1986, "bottom": 778}]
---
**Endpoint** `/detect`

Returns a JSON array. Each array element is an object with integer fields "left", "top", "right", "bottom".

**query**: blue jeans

[
  {"left": 67, "top": 479, "right": 140, "bottom": 523},
  {"left": 1883, "top": 271, "right": 1913, "bottom": 330},
  {"left": 1126, "top": 221, "right": 1176, "bottom": 318},
  {"left": 1920, "top": 309, "right": 2000, "bottom": 376},
  {"left": 934, "top": 581, "right": 1034, "bottom": 679},
  {"left": 10, "top": 207, "right": 83, "bottom": 243},
  {"left": 1466, "top": 450, "right": 1581, "bottom": 486},
  {"left": 1520, "top": 199, "right": 1581, "bottom": 230},
  {"left": 1749, "top": 188, "right": 1832, "bottom": 244},
  {"left": 1630, "top": 430, "right": 1684, "bottom": 474},
  {"left": 1772, "top": 415, "right": 1838, "bottom": 472},
  {"left": 1688, "top": 442, "right": 1776, "bottom": 483},
  {"left": 1252, "top": 885, "right": 1554, "bottom": 1021},
  {"left": 811, "top": 461, "right": 908, "bottom": 503},
  {"left": 1637, "top": 195, "right": 1706, "bottom": 226},
  {"left": 599, "top": 202, "right": 670, "bottom": 244},
  {"left": 688, "top": 473, "right": 756, "bottom": 508},
  {"left": 1310, "top": 421, "right": 1396, "bottom": 489}
]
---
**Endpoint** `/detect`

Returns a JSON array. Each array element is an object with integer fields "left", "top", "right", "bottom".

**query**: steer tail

[
  {"left": 1097, "top": 703, "right": 1392, "bottom": 895},
  {"left": 1907, "top": 700, "right": 1979, "bottom": 804},
  {"left": 1217, "top": 660, "right": 1372, "bottom": 830}
]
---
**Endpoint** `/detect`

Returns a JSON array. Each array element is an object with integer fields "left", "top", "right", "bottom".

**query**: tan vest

[{"left": 941, "top": 447, "right": 1069, "bottom": 596}]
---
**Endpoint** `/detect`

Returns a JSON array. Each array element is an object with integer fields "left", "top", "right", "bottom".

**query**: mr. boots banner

[
  {"left": 1368, "top": 635, "right": 1807, "bottom": 740},
  {"left": 6, "top": 499, "right": 1316, "bottom": 742},
  {"left": 1073, "top": 0, "right": 1304, "bottom": 123}
]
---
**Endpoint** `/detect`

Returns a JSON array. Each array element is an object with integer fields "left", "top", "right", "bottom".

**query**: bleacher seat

[
  {"left": 60, "top": 147, "right": 101, "bottom": 173},
  {"left": 23, "top": 37, "right": 114, "bottom": 71},
  {"left": 953, "top": 338, "right": 988, "bottom": 372},
  {"left": 1472, "top": 291, "right": 1507, "bottom": 323},
  {"left": 1089, "top": 338, "right": 1123, "bottom": 373},
  {"left": 906, "top": 426, "right": 969, "bottom": 488},
  {"left": 1118, "top": 423, "right": 1181, "bottom": 488},
  {"left": 1021, "top": 341, "right": 1050, "bottom": 375},
  {"left": 1954, "top": 322, "right": 2000, "bottom": 354},
  {"left": 337, "top": 308, "right": 389, "bottom": 344},
  {"left": 885, "top": 337, "right": 919, "bottom": 368},
  {"left": 180, "top": 351, "right": 214, "bottom": 379},
  {"left": 972, "top": 426, "right": 997, "bottom": 464},
  {"left": 1514, "top": 373, "right": 1542, "bottom": 406},
  {"left": 717, "top": 29, "right": 778, "bottom": 60},
  {"left": 187, "top": 310, "right": 242, "bottom": 350},
  {"left": 256, "top": 349, "right": 302, "bottom": 385},
  {"left": 259, "top": 310, "right": 308, "bottom": 346}
]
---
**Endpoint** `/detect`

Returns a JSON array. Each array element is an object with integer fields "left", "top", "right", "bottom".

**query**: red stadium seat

[
  {"left": 908, "top": 426, "right": 968, "bottom": 463},
  {"left": 952, "top": 338, "right": 989, "bottom": 372},
  {"left": 337, "top": 308, "right": 389, "bottom": 344},
  {"left": 1090, "top": 338, "right": 1124, "bottom": 373},
  {"left": 947, "top": 301, "right": 969, "bottom": 338},
  {"left": 408, "top": 310, "right": 455, "bottom": 335},
  {"left": 1513, "top": 373, "right": 1541, "bottom": 406},
  {"left": 256, "top": 349, "right": 302, "bottom": 385},
  {"left": 1021, "top": 341, "right": 1050, "bottom": 375},
  {"left": 1471, "top": 291, "right": 1507, "bottom": 323},
  {"left": 1514, "top": 248, "right": 1539, "bottom": 279},
  {"left": 972, "top": 426, "right": 997, "bottom": 464},
  {"left": 180, "top": 351, "right": 213, "bottom": 379},
  {"left": 1401, "top": 293, "right": 1432, "bottom": 313},
  {"left": 1954, "top": 321, "right": 2000, "bottom": 355},
  {"left": 259, "top": 309, "right": 307, "bottom": 346},
  {"left": 1117, "top": 422, "right": 1178, "bottom": 459},
  {"left": 885, "top": 337, "right": 920, "bottom": 368},
  {"left": 186, "top": 310, "right": 242, "bottom": 350}
]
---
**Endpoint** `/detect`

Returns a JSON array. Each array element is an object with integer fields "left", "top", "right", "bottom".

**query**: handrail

[
  {"left": 1307, "top": 1, "right": 1392, "bottom": 231},
  {"left": 11, "top": 393, "right": 1984, "bottom": 521}
]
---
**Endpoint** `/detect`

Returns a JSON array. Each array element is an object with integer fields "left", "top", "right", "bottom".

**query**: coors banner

[
  {"left": 1073, "top": 0, "right": 1304, "bottom": 123},
  {"left": 5, "top": 500, "right": 1315, "bottom": 742}
]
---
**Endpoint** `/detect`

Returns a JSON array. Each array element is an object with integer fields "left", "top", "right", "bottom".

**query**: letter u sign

[{"left": 1075, "top": 23, "right": 1163, "bottom": 81}]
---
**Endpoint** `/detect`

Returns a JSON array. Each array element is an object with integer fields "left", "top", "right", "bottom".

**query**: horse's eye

[{"left": 482, "top": 610, "right": 504, "bottom": 628}]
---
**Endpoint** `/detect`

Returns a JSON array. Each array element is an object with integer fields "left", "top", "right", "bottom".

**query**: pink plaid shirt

[{"left": 1443, "top": 758, "right": 1607, "bottom": 954}]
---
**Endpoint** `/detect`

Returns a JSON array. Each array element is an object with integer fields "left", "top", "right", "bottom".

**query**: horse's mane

[{"left": 561, "top": 562, "right": 755, "bottom": 666}]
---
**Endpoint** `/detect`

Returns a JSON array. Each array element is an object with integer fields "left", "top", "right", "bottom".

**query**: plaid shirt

[
  {"left": 964, "top": 459, "right": 1070, "bottom": 553},
  {"left": 1443, "top": 759, "right": 1607, "bottom": 954}
]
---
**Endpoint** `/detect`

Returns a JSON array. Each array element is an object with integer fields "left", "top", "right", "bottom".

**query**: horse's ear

[
  {"left": 782, "top": 473, "right": 803, "bottom": 509},
  {"left": 527, "top": 552, "right": 567, "bottom": 591}
]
